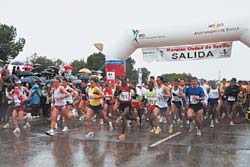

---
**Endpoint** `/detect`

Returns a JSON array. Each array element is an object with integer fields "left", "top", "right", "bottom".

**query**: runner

[
  {"left": 103, "top": 81, "right": 114, "bottom": 129},
  {"left": 11, "top": 82, "right": 28, "bottom": 135},
  {"left": 219, "top": 78, "right": 228, "bottom": 119},
  {"left": 207, "top": 81, "right": 220, "bottom": 128},
  {"left": 61, "top": 79, "right": 78, "bottom": 130},
  {"left": 46, "top": 78, "right": 70, "bottom": 136},
  {"left": 85, "top": 78, "right": 107, "bottom": 137},
  {"left": 185, "top": 78, "right": 205, "bottom": 136},
  {"left": 144, "top": 82, "right": 159, "bottom": 134},
  {"left": 114, "top": 79, "right": 134, "bottom": 140},
  {"left": 171, "top": 80, "right": 185, "bottom": 127},
  {"left": 155, "top": 76, "right": 172, "bottom": 134},
  {"left": 78, "top": 80, "right": 88, "bottom": 120},
  {"left": 224, "top": 78, "right": 240, "bottom": 125}
]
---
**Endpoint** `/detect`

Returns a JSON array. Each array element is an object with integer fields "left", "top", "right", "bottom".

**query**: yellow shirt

[{"left": 88, "top": 87, "right": 102, "bottom": 106}]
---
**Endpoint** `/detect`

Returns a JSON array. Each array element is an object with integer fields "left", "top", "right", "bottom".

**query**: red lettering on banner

[{"left": 187, "top": 46, "right": 204, "bottom": 51}]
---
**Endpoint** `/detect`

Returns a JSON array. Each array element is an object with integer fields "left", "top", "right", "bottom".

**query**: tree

[
  {"left": 0, "top": 23, "right": 25, "bottom": 64},
  {"left": 161, "top": 73, "right": 194, "bottom": 82},
  {"left": 71, "top": 59, "right": 86, "bottom": 74},
  {"left": 54, "top": 58, "right": 64, "bottom": 66},
  {"left": 125, "top": 58, "right": 137, "bottom": 83},
  {"left": 140, "top": 67, "right": 151, "bottom": 83},
  {"left": 86, "top": 52, "right": 105, "bottom": 71},
  {"left": 30, "top": 55, "right": 56, "bottom": 68},
  {"left": 125, "top": 58, "right": 150, "bottom": 84}
]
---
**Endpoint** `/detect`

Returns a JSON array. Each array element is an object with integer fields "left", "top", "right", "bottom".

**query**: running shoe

[
  {"left": 79, "top": 116, "right": 85, "bottom": 121},
  {"left": 196, "top": 129, "right": 202, "bottom": 136},
  {"left": 210, "top": 120, "right": 214, "bottom": 128},
  {"left": 159, "top": 116, "right": 164, "bottom": 123},
  {"left": 62, "top": 126, "right": 69, "bottom": 132},
  {"left": 230, "top": 121, "right": 235, "bottom": 126},
  {"left": 150, "top": 127, "right": 156, "bottom": 133},
  {"left": 221, "top": 112, "right": 226, "bottom": 119},
  {"left": 13, "top": 127, "right": 21, "bottom": 134},
  {"left": 215, "top": 118, "right": 219, "bottom": 124},
  {"left": 109, "top": 121, "right": 114, "bottom": 130},
  {"left": 23, "top": 122, "right": 31, "bottom": 129},
  {"left": 46, "top": 129, "right": 55, "bottom": 136},
  {"left": 169, "top": 124, "right": 174, "bottom": 134},
  {"left": 3, "top": 123, "right": 10, "bottom": 129},
  {"left": 85, "top": 132, "right": 95, "bottom": 138},
  {"left": 154, "top": 126, "right": 161, "bottom": 135}
]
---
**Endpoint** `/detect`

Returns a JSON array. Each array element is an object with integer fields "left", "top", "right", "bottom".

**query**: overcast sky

[{"left": 1, "top": 0, "right": 250, "bottom": 80}]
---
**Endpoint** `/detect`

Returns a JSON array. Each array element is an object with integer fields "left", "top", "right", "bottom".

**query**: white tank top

[
  {"left": 53, "top": 87, "right": 66, "bottom": 106},
  {"left": 172, "top": 88, "right": 182, "bottom": 102},
  {"left": 208, "top": 88, "right": 219, "bottom": 99},
  {"left": 156, "top": 86, "right": 168, "bottom": 108}
]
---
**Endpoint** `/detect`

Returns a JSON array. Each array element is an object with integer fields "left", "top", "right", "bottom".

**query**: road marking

[{"left": 149, "top": 132, "right": 182, "bottom": 148}]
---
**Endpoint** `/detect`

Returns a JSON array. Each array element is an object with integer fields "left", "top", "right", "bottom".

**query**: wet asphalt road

[{"left": 1, "top": 121, "right": 250, "bottom": 167}]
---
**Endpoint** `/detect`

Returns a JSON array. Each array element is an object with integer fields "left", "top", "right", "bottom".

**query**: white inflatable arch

[{"left": 103, "top": 17, "right": 250, "bottom": 60}]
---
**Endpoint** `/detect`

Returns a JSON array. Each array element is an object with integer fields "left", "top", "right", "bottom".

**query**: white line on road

[{"left": 149, "top": 132, "right": 182, "bottom": 148}]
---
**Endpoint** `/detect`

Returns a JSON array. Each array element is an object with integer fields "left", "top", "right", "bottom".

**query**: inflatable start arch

[{"left": 102, "top": 17, "right": 250, "bottom": 79}]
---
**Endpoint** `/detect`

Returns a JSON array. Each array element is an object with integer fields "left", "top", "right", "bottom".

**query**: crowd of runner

[{"left": 1, "top": 68, "right": 250, "bottom": 140}]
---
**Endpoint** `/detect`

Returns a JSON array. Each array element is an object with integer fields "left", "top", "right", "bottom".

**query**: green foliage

[
  {"left": 125, "top": 57, "right": 137, "bottom": 83},
  {"left": 86, "top": 52, "right": 105, "bottom": 71},
  {"left": 71, "top": 59, "right": 86, "bottom": 74},
  {"left": 140, "top": 67, "right": 151, "bottom": 83},
  {"left": 0, "top": 23, "right": 25, "bottom": 64},
  {"left": 161, "top": 73, "right": 194, "bottom": 82},
  {"left": 125, "top": 58, "right": 150, "bottom": 84},
  {"left": 54, "top": 59, "right": 64, "bottom": 66},
  {"left": 30, "top": 55, "right": 61, "bottom": 68}
]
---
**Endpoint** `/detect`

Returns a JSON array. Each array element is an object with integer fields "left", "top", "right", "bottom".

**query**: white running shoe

[
  {"left": 108, "top": 113, "right": 112, "bottom": 117},
  {"left": 23, "top": 122, "right": 31, "bottom": 129},
  {"left": 215, "top": 118, "right": 219, "bottom": 124},
  {"left": 196, "top": 129, "right": 202, "bottom": 136},
  {"left": 26, "top": 113, "right": 32, "bottom": 121},
  {"left": 222, "top": 113, "right": 226, "bottom": 119},
  {"left": 13, "top": 127, "right": 21, "bottom": 134},
  {"left": 109, "top": 121, "right": 114, "bottom": 130},
  {"left": 159, "top": 116, "right": 164, "bottom": 123},
  {"left": 154, "top": 126, "right": 161, "bottom": 135},
  {"left": 210, "top": 121, "right": 214, "bottom": 128},
  {"left": 46, "top": 129, "right": 55, "bottom": 136},
  {"left": 62, "top": 126, "right": 69, "bottom": 132},
  {"left": 79, "top": 116, "right": 85, "bottom": 121},
  {"left": 169, "top": 124, "right": 174, "bottom": 134},
  {"left": 180, "top": 122, "right": 184, "bottom": 128},
  {"left": 230, "top": 121, "right": 235, "bottom": 126},
  {"left": 85, "top": 132, "right": 95, "bottom": 138},
  {"left": 3, "top": 123, "right": 10, "bottom": 129},
  {"left": 100, "top": 119, "right": 104, "bottom": 125},
  {"left": 177, "top": 118, "right": 181, "bottom": 123}
]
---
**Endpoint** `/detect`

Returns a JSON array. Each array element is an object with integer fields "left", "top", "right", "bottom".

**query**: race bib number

[
  {"left": 148, "top": 97, "right": 156, "bottom": 105},
  {"left": 190, "top": 95, "right": 199, "bottom": 104},
  {"left": 156, "top": 96, "right": 169, "bottom": 108},
  {"left": 105, "top": 96, "right": 112, "bottom": 101},
  {"left": 211, "top": 92, "right": 219, "bottom": 98},
  {"left": 172, "top": 95, "right": 181, "bottom": 102},
  {"left": 119, "top": 92, "right": 131, "bottom": 102},
  {"left": 228, "top": 96, "right": 236, "bottom": 102}
]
